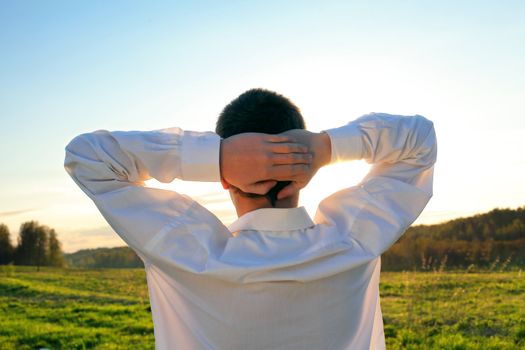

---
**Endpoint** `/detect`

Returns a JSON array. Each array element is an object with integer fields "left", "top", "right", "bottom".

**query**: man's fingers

[
  {"left": 277, "top": 182, "right": 300, "bottom": 200},
  {"left": 271, "top": 142, "right": 308, "bottom": 154},
  {"left": 269, "top": 163, "right": 310, "bottom": 180},
  {"left": 245, "top": 180, "right": 277, "bottom": 195},
  {"left": 271, "top": 153, "right": 312, "bottom": 165},
  {"left": 266, "top": 135, "right": 292, "bottom": 143}
]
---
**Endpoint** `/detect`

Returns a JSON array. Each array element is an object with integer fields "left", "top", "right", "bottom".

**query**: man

[{"left": 64, "top": 88, "right": 437, "bottom": 350}]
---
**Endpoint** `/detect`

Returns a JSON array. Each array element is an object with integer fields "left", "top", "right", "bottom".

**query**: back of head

[{"left": 216, "top": 88, "right": 306, "bottom": 205}]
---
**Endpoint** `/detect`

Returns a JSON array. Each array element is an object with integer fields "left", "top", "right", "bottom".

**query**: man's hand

[
  {"left": 275, "top": 130, "right": 332, "bottom": 199},
  {"left": 220, "top": 133, "right": 313, "bottom": 194}
]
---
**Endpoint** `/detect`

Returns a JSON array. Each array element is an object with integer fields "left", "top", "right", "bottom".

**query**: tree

[
  {"left": 47, "top": 228, "right": 65, "bottom": 267},
  {"left": 15, "top": 221, "right": 40, "bottom": 265},
  {"left": 0, "top": 224, "right": 14, "bottom": 264},
  {"left": 34, "top": 226, "right": 49, "bottom": 271},
  {"left": 15, "top": 221, "right": 49, "bottom": 269},
  {"left": 14, "top": 221, "right": 65, "bottom": 269}
]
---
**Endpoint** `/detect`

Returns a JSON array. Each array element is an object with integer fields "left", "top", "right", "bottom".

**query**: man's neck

[
  {"left": 233, "top": 195, "right": 299, "bottom": 218},
  {"left": 234, "top": 200, "right": 274, "bottom": 218}
]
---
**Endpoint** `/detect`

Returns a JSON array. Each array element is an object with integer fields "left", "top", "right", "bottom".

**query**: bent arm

[
  {"left": 64, "top": 127, "right": 227, "bottom": 265},
  {"left": 316, "top": 113, "right": 437, "bottom": 256},
  {"left": 64, "top": 127, "right": 312, "bottom": 269},
  {"left": 64, "top": 127, "right": 221, "bottom": 196}
]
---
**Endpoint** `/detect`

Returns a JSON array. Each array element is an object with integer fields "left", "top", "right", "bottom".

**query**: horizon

[
  {"left": 1, "top": 1, "right": 524, "bottom": 253},
  {"left": 61, "top": 204, "right": 524, "bottom": 254}
]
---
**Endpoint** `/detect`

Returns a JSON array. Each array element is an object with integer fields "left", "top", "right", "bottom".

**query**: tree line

[
  {"left": 382, "top": 207, "right": 525, "bottom": 271},
  {"left": 0, "top": 221, "right": 65, "bottom": 269},
  {"left": 66, "top": 247, "right": 143, "bottom": 268},
  {"left": 61, "top": 206, "right": 525, "bottom": 270}
]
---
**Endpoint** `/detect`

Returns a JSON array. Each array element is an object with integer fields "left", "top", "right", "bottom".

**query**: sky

[{"left": 1, "top": 0, "right": 524, "bottom": 252}]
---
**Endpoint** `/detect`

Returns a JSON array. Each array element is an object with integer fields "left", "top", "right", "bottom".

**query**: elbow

[
  {"left": 415, "top": 115, "right": 438, "bottom": 166},
  {"left": 65, "top": 132, "right": 88, "bottom": 154},
  {"left": 63, "top": 137, "right": 84, "bottom": 191},
  {"left": 416, "top": 114, "right": 435, "bottom": 138},
  {"left": 64, "top": 131, "right": 104, "bottom": 160},
  {"left": 63, "top": 132, "right": 97, "bottom": 176},
  {"left": 64, "top": 134, "right": 86, "bottom": 164},
  {"left": 426, "top": 125, "right": 438, "bottom": 166}
]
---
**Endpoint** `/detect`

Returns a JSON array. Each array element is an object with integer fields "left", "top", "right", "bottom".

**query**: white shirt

[{"left": 64, "top": 112, "right": 437, "bottom": 350}]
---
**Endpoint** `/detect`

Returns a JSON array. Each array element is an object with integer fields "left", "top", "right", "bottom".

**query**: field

[{"left": 1, "top": 267, "right": 524, "bottom": 350}]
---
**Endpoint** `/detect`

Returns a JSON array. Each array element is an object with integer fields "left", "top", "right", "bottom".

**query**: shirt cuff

[
  {"left": 181, "top": 131, "right": 221, "bottom": 182},
  {"left": 323, "top": 123, "right": 364, "bottom": 164}
]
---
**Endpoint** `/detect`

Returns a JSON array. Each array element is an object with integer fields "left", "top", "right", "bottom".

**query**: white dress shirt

[{"left": 64, "top": 112, "right": 437, "bottom": 350}]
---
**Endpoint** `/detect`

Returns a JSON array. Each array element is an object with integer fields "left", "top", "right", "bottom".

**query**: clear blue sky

[{"left": 1, "top": 0, "right": 524, "bottom": 252}]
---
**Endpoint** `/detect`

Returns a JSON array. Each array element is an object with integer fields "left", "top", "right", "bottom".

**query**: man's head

[{"left": 216, "top": 88, "right": 306, "bottom": 212}]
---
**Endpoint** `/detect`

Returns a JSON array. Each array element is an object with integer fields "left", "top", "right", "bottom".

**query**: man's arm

[
  {"left": 64, "top": 127, "right": 311, "bottom": 267},
  {"left": 283, "top": 113, "right": 437, "bottom": 257}
]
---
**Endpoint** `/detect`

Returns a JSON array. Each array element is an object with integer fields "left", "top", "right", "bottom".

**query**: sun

[
  {"left": 146, "top": 160, "right": 371, "bottom": 225},
  {"left": 300, "top": 160, "right": 371, "bottom": 218}
]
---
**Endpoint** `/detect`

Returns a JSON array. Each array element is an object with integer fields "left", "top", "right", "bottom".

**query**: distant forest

[
  {"left": 382, "top": 207, "right": 525, "bottom": 271},
  {"left": 1, "top": 207, "right": 524, "bottom": 270},
  {"left": 66, "top": 247, "right": 143, "bottom": 268},
  {"left": 64, "top": 206, "right": 525, "bottom": 271}
]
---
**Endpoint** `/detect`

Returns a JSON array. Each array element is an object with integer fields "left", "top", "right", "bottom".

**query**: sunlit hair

[{"left": 215, "top": 88, "right": 306, "bottom": 205}]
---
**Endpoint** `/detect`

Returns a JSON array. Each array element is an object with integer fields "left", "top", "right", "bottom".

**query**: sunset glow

[{"left": 1, "top": 1, "right": 524, "bottom": 252}]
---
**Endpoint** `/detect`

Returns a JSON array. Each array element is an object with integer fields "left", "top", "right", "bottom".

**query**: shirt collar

[{"left": 228, "top": 206, "right": 315, "bottom": 235}]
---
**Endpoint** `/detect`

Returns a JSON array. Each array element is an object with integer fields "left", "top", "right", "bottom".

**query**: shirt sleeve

[
  {"left": 316, "top": 113, "right": 437, "bottom": 257},
  {"left": 63, "top": 127, "right": 229, "bottom": 268}
]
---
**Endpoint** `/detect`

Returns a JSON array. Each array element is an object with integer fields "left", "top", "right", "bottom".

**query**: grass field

[{"left": 1, "top": 266, "right": 524, "bottom": 349}]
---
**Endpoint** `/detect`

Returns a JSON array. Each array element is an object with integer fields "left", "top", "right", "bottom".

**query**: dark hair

[{"left": 216, "top": 88, "right": 306, "bottom": 205}]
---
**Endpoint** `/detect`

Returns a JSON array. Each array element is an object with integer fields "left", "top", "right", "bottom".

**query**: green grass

[
  {"left": 1, "top": 266, "right": 524, "bottom": 349},
  {"left": 380, "top": 270, "right": 525, "bottom": 349},
  {"left": 0, "top": 267, "right": 152, "bottom": 350}
]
